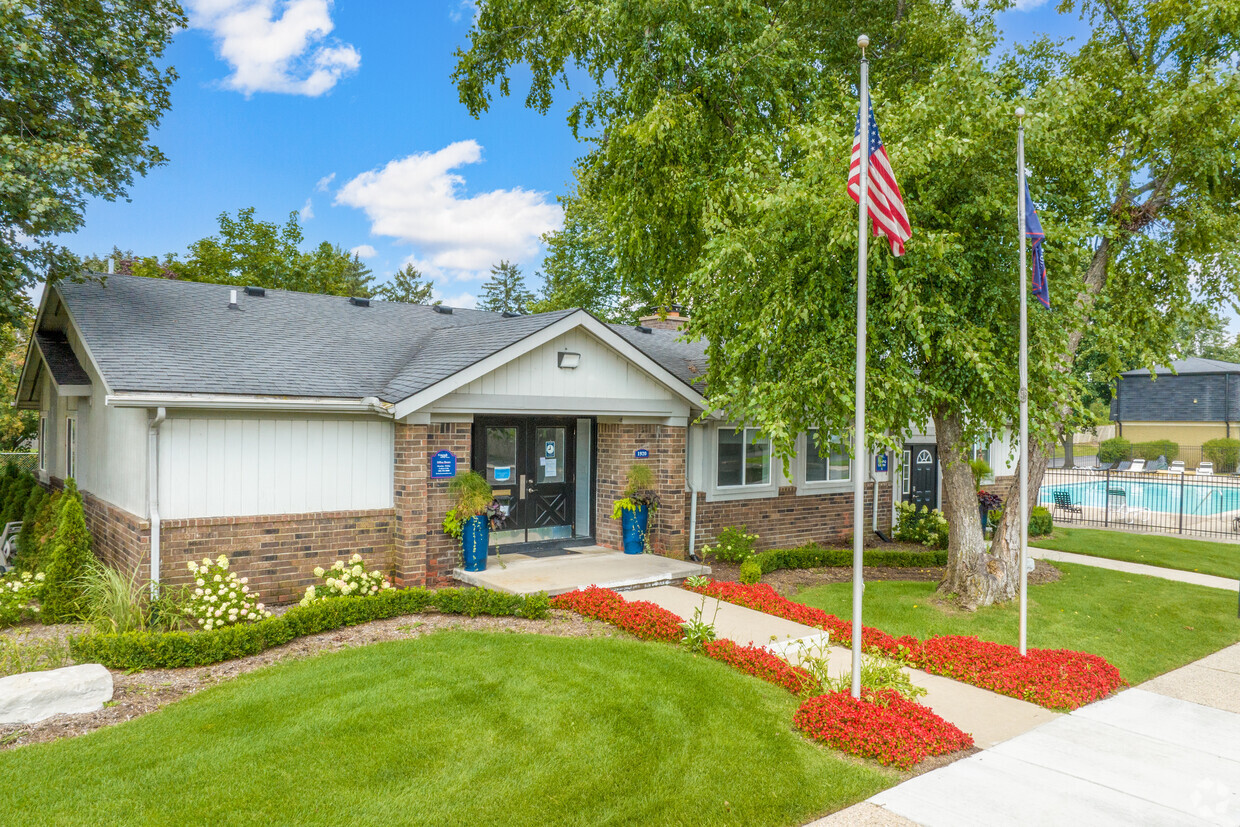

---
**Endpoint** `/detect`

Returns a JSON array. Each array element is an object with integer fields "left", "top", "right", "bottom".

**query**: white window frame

[
  {"left": 65, "top": 414, "right": 77, "bottom": 479},
  {"left": 901, "top": 449, "right": 911, "bottom": 496},
  {"left": 972, "top": 430, "right": 995, "bottom": 484},
  {"left": 706, "top": 424, "right": 779, "bottom": 501},
  {"left": 796, "top": 430, "right": 853, "bottom": 494}
]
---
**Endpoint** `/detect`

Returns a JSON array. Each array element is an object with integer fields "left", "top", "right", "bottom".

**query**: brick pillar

[
  {"left": 653, "top": 423, "right": 687, "bottom": 557},
  {"left": 424, "top": 422, "right": 472, "bottom": 586},
  {"left": 594, "top": 421, "right": 688, "bottom": 558},
  {"left": 393, "top": 422, "right": 428, "bottom": 586}
]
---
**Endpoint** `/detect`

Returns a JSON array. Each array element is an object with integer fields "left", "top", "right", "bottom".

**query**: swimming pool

[{"left": 1040, "top": 479, "right": 1240, "bottom": 516}]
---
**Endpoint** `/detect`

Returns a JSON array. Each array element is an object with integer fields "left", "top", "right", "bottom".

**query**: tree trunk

[
  {"left": 935, "top": 408, "right": 1016, "bottom": 610},
  {"left": 1061, "top": 433, "right": 1075, "bottom": 468}
]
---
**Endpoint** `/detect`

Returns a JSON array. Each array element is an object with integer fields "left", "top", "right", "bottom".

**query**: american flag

[{"left": 849, "top": 100, "right": 911, "bottom": 256}]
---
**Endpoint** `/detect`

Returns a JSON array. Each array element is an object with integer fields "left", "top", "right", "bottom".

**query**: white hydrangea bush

[
  {"left": 300, "top": 553, "right": 392, "bottom": 606},
  {"left": 0, "top": 571, "right": 46, "bottom": 625},
  {"left": 186, "top": 555, "right": 270, "bottom": 631}
]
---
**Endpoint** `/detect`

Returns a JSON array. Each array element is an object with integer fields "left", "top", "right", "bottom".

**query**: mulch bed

[{"left": 0, "top": 610, "right": 619, "bottom": 752}]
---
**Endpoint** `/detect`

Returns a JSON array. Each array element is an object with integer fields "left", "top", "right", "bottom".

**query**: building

[
  {"left": 1110, "top": 358, "right": 1240, "bottom": 444},
  {"left": 18, "top": 274, "right": 902, "bottom": 602}
]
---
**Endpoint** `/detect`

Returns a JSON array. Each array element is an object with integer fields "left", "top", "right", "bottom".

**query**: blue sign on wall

[
  {"left": 431, "top": 450, "right": 457, "bottom": 478},
  {"left": 875, "top": 453, "right": 889, "bottom": 474},
  {"left": 635, "top": 448, "right": 650, "bottom": 459}
]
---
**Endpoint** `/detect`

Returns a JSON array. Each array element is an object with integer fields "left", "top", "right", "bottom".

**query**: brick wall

[
  {"left": 79, "top": 488, "right": 150, "bottom": 582},
  {"left": 392, "top": 422, "right": 428, "bottom": 587},
  {"left": 423, "top": 422, "right": 471, "bottom": 586},
  {"left": 691, "top": 482, "right": 893, "bottom": 554},
  {"left": 159, "top": 510, "right": 394, "bottom": 605},
  {"left": 595, "top": 422, "right": 687, "bottom": 556}
]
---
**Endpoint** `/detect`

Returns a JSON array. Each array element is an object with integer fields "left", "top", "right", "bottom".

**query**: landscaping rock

[{"left": 0, "top": 664, "right": 113, "bottom": 724}]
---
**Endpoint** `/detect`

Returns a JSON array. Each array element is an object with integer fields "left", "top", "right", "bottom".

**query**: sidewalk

[
  {"left": 1030, "top": 547, "right": 1238, "bottom": 591},
  {"left": 624, "top": 587, "right": 1058, "bottom": 749}
]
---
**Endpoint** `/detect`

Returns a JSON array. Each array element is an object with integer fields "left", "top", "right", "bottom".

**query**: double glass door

[{"left": 476, "top": 418, "right": 577, "bottom": 545}]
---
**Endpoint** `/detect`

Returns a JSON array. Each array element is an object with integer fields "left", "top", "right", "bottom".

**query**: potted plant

[
  {"left": 611, "top": 464, "right": 660, "bottom": 554},
  {"left": 444, "top": 471, "right": 504, "bottom": 572}
]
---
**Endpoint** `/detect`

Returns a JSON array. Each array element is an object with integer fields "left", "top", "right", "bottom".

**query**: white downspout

[{"left": 148, "top": 406, "right": 166, "bottom": 597}]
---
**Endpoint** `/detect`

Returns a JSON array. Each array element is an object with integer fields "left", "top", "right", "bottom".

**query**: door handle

[{"left": 519, "top": 474, "right": 527, "bottom": 499}]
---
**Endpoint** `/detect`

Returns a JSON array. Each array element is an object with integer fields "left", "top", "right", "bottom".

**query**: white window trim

[
  {"left": 65, "top": 414, "right": 77, "bottom": 479},
  {"left": 705, "top": 423, "right": 780, "bottom": 502},
  {"left": 795, "top": 431, "right": 854, "bottom": 495},
  {"left": 38, "top": 414, "right": 47, "bottom": 472}
]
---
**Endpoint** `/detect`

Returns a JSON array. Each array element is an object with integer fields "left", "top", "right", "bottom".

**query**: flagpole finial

[
  {"left": 1015, "top": 106, "right": 1026, "bottom": 119},
  {"left": 857, "top": 34, "right": 869, "bottom": 55}
]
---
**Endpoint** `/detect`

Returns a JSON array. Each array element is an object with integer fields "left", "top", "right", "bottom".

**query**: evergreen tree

[
  {"left": 41, "top": 480, "right": 93, "bottom": 621},
  {"left": 16, "top": 485, "right": 45, "bottom": 568},
  {"left": 478, "top": 261, "right": 535, "bottom": 314},
  {"left": 377, "top": 264, "right": 435, "bottom": 304},
  {"left": 30, "top": 488, "right": 63, "bottom": 570}
]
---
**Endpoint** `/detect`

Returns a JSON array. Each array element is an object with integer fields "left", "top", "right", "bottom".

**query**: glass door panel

[{"left": 484, "top": 425, "right": 522, "bottom": 544}]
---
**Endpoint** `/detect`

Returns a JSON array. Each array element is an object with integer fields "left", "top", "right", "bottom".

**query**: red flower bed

[
  {"left": 794, "top": 689, "right": 974, "bottom": 769},
  {"left": 703, "top": 639, "right": 820, "bottom": 696},
  {"left": 687, "top": 580, "right": 1126, "bottom": 711},
  {"left": 909, "top": 635, "right": 1124, "bottom": 711},
  {"left": 551, "top": 586, "right": 684, "bottom": 642}
]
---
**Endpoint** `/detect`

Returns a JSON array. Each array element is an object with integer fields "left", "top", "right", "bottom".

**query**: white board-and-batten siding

[
  {"left": 158, "top": 416, "right": 393, "bottom": 519},
  {"left": 430, "top": 328, "right": 690, "bottom": 418}
]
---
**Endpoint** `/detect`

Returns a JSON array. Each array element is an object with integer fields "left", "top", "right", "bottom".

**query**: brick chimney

[{"left": 638, "top": 306, "right": 688, "bottom": 331}]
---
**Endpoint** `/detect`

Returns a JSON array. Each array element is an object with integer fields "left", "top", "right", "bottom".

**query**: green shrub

[
  {"left": 1097, "top": 437, "right": 1131, "bottom": 464},
  {"left": 752, "top": 544, "right": 947, "bottom": 574},
  {"left": 969, "top": 458, "right": 992, "bottom": 488},
  {"left": 30, "top": 488, "right": 63, "bottom": 567},
  {"left": 0, "top": 570, "right": 45, "bottom": 627},
  {"left": 739, "top": 558, "right": 762, "bottom": 585},
  {"left": 68, "top": 586, "right": 551, "bottom": 670},
  {"left": 1202, "top": 438, "right": 1240, "bottom": 473},
  {"left": 701, "top": 525, "right": 759, "bottom": 563},
  {"left": 1028, "top": 506, "right": 1053, "bottom": 537},
  {"left": 15, "top": 485, "right": 45, "bottom": 568},
  {"left": 893, "top": 502, "right": 949, "bottom": 550},
  {"left": 1, "top": 474, "right": 33, "bottom": 526},
  {"left": 40, "top": 480, "right": 94, "bottom": 622},
  {"left": 1132, "top": 439, "right": 1178, "bottom": 462}
]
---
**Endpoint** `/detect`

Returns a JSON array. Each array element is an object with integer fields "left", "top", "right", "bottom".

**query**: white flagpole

[
  {"left": 851, "top": 34, "right": 870, "bottom": 699},
  {"left": 1017, "top": 106, "right": 1029, "bottom": 657}
]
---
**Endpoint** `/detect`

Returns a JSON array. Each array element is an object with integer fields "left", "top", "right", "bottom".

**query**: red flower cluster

[
  {"left": 911, "top": 635, "right": 1124, "bottom": 711},
  {"left": 684, "top": 580, "right": 917, "bottom": 656},
  {"left": 703, "top": 639, "right": 820, "bottom": 696},
  {"left": 793, "top": 689, "right": 974, "bottom": 769},
  {"left": 551, "top": 586, "right": 684, "bottom": 642},
  {"left": 686, "top": 580, "right": 1126, "bottom": 711}
]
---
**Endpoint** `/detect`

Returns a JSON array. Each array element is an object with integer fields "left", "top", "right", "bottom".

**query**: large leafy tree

[
  {"left": 0, "top": 304, "right": 37, "bottom": 451},
  {"left": 1, "top": 0, "right": 184, "bottom": 327},
  {"left": 456, "top": 0, "right": 1240, "bottom": 609},
  {"left": 478, "top": 260, "right": 535, "bottom": 313}
]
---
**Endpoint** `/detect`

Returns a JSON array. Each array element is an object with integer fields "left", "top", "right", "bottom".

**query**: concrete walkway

[
  {"left": 453, "top": 550, "right": 708, "bottom": 596},
  {"left": 1030, "top": 547, "right": 1238, "bottom": 591},
  {"left": 624, "top": 587, "right": 1058, "bottom": 749},
  {"left": 848, "top": 644, "right": 1240, "bottom": 826}
]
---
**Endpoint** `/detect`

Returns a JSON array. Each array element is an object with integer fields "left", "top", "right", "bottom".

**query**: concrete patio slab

[
  {"left": 453, "top": 552, "right": 709, "bottom": 596},
  {"left": 1030, "top": 548, "right": 1239, "bottom": 591}
]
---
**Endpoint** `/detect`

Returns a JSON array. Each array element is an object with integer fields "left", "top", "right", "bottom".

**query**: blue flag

[{"left": 1025, "top": 175, "right": 1050, "bottom": 309}]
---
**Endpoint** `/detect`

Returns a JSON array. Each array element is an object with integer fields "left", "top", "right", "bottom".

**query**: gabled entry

[{"left": 474, "top": 416, "right": 595, "bottom": 546}]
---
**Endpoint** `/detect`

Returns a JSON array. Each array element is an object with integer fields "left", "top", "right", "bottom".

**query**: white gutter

[
  {"left": 148, "top": 406, "right": 166, "bottom": 598},
  {"left": 107, "top": 394, "right": 392, "bottom": 416}
]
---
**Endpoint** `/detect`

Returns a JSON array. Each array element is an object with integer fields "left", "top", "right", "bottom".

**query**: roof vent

[
  {"left": 634, "top": 324, "right": 652, "bottom": 334},
  {"left": 433, "top": 305, "right": 453, "bottom": 315},
  {"left": 244, "top": 286, "right": 265, "bottom": 297},
  {"left": 228, "top": 289, "right": 240, "bottom": 310},
  {"left": 349, "top": 297, "right": 371, "bottom": 307},
  {"left": 501, "top": 311, "right": 520, "bottom": 318}
]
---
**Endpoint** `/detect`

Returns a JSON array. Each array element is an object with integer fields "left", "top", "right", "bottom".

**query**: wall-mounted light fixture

[{"left": 557, "top": 351, "right": 581, "bottom": 369}]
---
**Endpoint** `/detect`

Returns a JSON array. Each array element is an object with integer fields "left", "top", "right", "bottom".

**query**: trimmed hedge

[
  {"left": 752, "top": 544, "right": 947, "bottom": 575},
  {"left": 69, "top": 586, "right": 550, "bottom": 670},
  {"left": 1028, "top": 506, "right": 1053, "bottom": 537},
  {"left": 1132, "top": 439, "right": 1178, "bottom": 462},
  {"left": 1097, "top": 437, "right": 1131, "bottom": 464},
  {"left": 1202, "top": 438, "right": 1240, "bottom": 473}
]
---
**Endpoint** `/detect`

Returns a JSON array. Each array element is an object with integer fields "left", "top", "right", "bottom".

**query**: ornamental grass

[{"left": 794, "top": 689, "right": 974, "bottom": 769}]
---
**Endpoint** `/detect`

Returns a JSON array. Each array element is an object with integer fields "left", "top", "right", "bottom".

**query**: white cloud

[
  {"left": 335, "top": 140, "right": 562, "bottom": 283},
  {"left": 436, "top": 290, "right": 478, "bottom": 309},
  {"left": 1011, "top": 0, "right": 1050, "bottom": 9},
  {"left": 350, "top": 244, "right": 377, "bottom": 259},
  {"left": 187, "top": 0, "right": 360, "bottom": 96},
  {"left": 299, "top": 197, "right": 314, "bottom": 221},
  {"left": 315, "top": 172, "right": 336, "bottom": 192},
  {"left": 449, "top": 1, "right": 478, "bottom": 23}
]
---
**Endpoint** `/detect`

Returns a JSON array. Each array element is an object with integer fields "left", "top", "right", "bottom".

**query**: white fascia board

[
  {"left": 392, "top": 310, "right": 707, "bottom": 421},
  {"left": 105, "top": 393, "right": 394, "bottom": 417}
]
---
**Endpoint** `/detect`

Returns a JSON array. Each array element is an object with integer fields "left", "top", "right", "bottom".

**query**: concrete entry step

[{"left": 453, "top": 551, "right": 710, "bottom": 596}]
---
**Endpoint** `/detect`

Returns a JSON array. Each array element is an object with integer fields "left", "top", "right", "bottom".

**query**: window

[
  {"left": 38, "top": 415, "right": 46, "bottom": 471},
  {"left": 717, "top": 427, "right": 771, "bottom": 488},
  {"left": 805, "top": 429, "right": 851, "bottom": 483},
  {"left": 902, "top": 449, "right": 911, "bottom": 495},
  {"left": 972, "top": 431, "right": 993, "bottom": 467},
  {"left": 65, "top": 416, "right": 76, "bottom": 479}
]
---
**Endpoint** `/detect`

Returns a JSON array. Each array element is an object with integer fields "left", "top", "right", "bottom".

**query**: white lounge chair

[
  {"left": 1166, "top": 460, "right": 1186, "bottom": 474},
  {"left": 1197, "top": 461, "right": 1214, "bottom": 476},
  {"left": 1128, "top": 458, "right": 1146, "bottom": 473}
]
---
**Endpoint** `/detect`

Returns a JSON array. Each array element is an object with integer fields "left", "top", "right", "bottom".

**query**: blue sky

[{"left": 67, "top": 1, "right": 1091, "bottom": 308}]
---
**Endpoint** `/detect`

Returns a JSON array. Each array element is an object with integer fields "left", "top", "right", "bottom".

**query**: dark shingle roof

[
  {"left": 1121, "top": 358, "right": 1240, "bottom": 377},
  {"left": 35, "top": 331, "right": 91, "bottom": 388},
  {"left": 610, "top": 324, "right": 707, "bottom": 391},
  {"left": 52, "top": 274, "right": 705, "bottom": 404}
]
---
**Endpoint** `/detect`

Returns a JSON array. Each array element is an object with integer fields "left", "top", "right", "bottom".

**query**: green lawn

[
  {"left": 794, "top": 563, "right": 1240, "bottom": 684},
  {"left": 0, "top": 631, "right": 891, "bottom": 826},
  {"left": 1033, "top": 527, "right": 1240, "bottom": 580}
]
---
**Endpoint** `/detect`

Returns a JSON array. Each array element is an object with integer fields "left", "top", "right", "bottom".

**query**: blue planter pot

[
  {"left": 461, "top": 515, "right": 489, "bottom": 572},
  {"left": 621, "top": 504, "right": 649, "bottom": 555}
]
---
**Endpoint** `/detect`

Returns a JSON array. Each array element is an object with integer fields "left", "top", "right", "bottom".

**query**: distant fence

[
  {"left": 1042, "top": 466, "right": 1240, "bottom": 538},
  {"left": 0, "top": 453, "right": 38, "bottom": 474}
]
